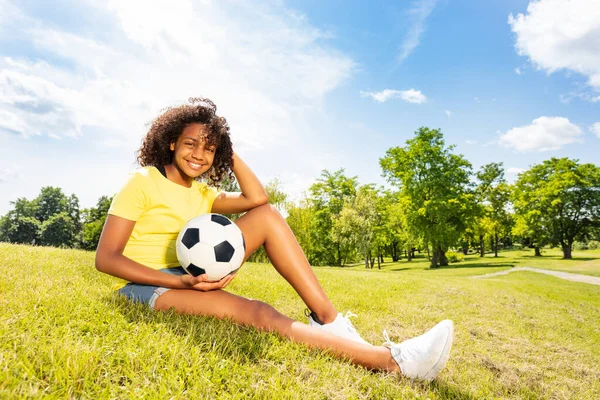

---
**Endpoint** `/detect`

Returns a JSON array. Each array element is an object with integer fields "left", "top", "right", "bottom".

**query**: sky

[{"left": 1, "top": 0, "right": 599, "bottom": 215}]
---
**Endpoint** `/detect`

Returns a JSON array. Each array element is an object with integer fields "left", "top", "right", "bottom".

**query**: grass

[{"left": 1, "top": 243, "right": 599, "bottom": 399}]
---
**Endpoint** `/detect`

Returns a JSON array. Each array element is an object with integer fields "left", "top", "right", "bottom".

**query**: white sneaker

[
  {"left": 307, "top": 310, "right": 371, "bottom": 345},
  {"left": 383, "top": 319, "right": 454, "bottom": 381}
]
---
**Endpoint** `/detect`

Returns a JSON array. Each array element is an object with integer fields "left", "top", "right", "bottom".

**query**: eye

[{"left": 207, "top": 147, "right": 216, "bottom": 153}]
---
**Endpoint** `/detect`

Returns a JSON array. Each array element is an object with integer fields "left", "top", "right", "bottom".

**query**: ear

[{"left": 170, "top": 142, "right": 175, "bottom": 151}]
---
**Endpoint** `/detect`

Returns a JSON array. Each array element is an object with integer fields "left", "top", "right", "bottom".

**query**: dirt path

[{"left": 472, "top": 266, "right": 600, "bottom": 286}]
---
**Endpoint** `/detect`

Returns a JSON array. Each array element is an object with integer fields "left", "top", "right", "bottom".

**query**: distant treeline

[{"left": 1, "top": 127, "right": 599, "bottom": 268}]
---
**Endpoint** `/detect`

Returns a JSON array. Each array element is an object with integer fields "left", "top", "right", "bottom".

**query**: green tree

[
  {"left": 333, "top": 185, "right": 378, "bottom": 268},
  {"left": 3, "top": 216, "right": 40, "bottom": 244},
  {"left": 308, "top": 169, "right": 358, "bottom": 266},
  {"left": 34, "top": 187, "right": 70, "bottom": 223},
  {"left": 265, "top": 178, "right": 287, "bottom": 212},
  {"left": 475, "top": 163, "right": 511, "bottom": 257},
  {"left": 0, "top": 197, "right": 40, "bottom": 244},
  {"left": 380, "top": 127, "right": 475, "bottom": 267},
  {"left": 81, "top": 196, "right": 113, "bottom": 251},
  {"left": 40, "top": 212, "right": 77, "bottom": 247},
  {"left": 286, "top": 197, "right": 318, "bottom": 265},
  {"left": 513, "top": 158, "right": 600, "bottom": 259}
]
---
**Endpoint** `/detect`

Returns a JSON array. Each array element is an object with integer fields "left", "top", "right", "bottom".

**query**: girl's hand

[{"left": 180, "top": 273, "right": 237, "bottom": 291}]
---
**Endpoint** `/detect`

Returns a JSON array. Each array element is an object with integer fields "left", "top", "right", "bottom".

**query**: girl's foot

[{"left": 383, "top": 319, "right": 454, "bottom": 380}]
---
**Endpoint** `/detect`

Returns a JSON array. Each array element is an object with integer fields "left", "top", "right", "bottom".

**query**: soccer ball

[{"left": 176, "top": 213, "right": 246, "bottom": 281}]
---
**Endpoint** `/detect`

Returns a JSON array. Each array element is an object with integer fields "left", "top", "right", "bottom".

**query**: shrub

[
  {"left": 573, "top": 241, "right": 588, "bottom": 251},
  {"left": 446, "top": 251, "right": 464, "bottom": 263},
  {"left": 587, "top": 240, "right": 600, "bottom": 250},
  {"left": 512, "top": 243, "right": 523, "bottom": 250}
]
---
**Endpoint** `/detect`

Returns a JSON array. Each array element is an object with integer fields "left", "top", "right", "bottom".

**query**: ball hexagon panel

[
  {"left": 188, "top": 242, "right": 216, "bottom": 267},
  {"left": 223, "top": 224, "right": 245, "bottom": 250},
  {"left": 176, "top": 243, "right": 191, "bottom": 269},
  {"left": 229, "top": 249, "right": 245, "bottom": 273},
  {"left": 199, "top": 221, "right": 226, "bottom": 247}
]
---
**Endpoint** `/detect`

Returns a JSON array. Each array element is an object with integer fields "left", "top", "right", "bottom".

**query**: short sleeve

[
  {"left": 198, "top": 183, "right": 220, "bottom": 213},
  {"left": 108, "top": 171, "right": 149, "bottom": 221}
]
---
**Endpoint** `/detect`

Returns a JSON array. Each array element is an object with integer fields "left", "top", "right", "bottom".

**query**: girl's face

[{"left": 169, "top": 123, "right": 216, "bottom": 181}]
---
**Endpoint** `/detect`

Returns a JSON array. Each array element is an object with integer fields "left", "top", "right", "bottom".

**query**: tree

[
  {"left": 34, "top": 187, "right": 70, "bottom": 223},
  {"left": 475, "top": 163, "right": 511, "bottom": 257},
  {"left": 333, "top": 185, "right": 378, "bottom": 268},
  {"left": 308, "top": 169, "right": 358, "bottom": 266},
  {"left": 265, "top": 178, "right": 287, "bottom": 212},
  {"left": 3, "top": 216, "right": 40, "bottom": 244},
  {"left": 0, "top": 197, "right": 40, "bottom": 244},
  {"left": 377, "top": 191, "right": 413, "bottom": 263},
  {"left": 286, "top": 197, "right": 318, "bottom": 265},
  {"left": 40, "top": 212, "right": 77, "bottom": 247},
  {"left": 513, "top": 158, "right": 600, "bottom": 259},
  {"left": 380, "top": 127, "right": 476, "bottom": 267},
  {"left": 81, "top": 196, "right": 113, "bottom": 251}
]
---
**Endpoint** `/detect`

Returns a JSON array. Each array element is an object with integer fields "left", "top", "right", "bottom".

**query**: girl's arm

[
  {"left": 95, "top": 215, "right": 234, "bottom": 290},
  {"left": 211, "top": 153, "right": 268, "bottom": 214}
]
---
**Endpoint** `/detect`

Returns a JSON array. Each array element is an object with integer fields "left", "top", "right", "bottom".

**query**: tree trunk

[
  {"left": 430, "top": 244, "right": 439, "bottom": 268},
  {"left": 377, "top": 254, "right": 381, "bottom": 269},
  {"left": 462, "top": 241, "right": 469, "bottom": 255},
  {"left": 562, "top": 242, "right": 572, "bottom": 259},
  {"left": 494, "top": 233, "right": 499, "bottom": 257},
  {"left": 407, "top": 247, "right": 412, "bottom": 262},
  {"left": 534, "top": 246, "right": 541, "bottom": 256},
  {"left": 391, "top": 242, "right": 399, "bottom": 262},
  {"left": 439, "top": 246, "right": 448, "bottom": 267},
  {"left": 479, "top": 234, "right": 484, "bottom": 257}
]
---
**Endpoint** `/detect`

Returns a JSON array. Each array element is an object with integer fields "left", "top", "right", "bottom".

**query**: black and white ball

[{"left": 176, "top": 213, "right": 246, "bottom": 281}]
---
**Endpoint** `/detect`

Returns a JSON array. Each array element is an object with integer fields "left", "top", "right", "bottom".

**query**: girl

[{"left": 96, "top": 97, "right": 454, "bottom": 380}]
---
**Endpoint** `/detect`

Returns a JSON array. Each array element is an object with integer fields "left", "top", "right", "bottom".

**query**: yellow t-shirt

[{"left": 108, "top": 166, "right": 219, "bottom": 271}]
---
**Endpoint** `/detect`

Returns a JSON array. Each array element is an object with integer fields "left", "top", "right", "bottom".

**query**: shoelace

[
  {"left": 382, "top": 329, "right": 394, "bottom": 347},
  {"left": 341, "top": 311, "right": 358, "bottom": 333}
]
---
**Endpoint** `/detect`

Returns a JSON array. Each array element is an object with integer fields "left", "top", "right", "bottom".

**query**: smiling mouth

[{"left": 187, "top": 160, "right": 206, "bottom": 170}]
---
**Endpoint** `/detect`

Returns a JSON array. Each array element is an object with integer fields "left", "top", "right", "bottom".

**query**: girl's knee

[{"left": 250, "top": 300, "right": 284, "bottom": 329}]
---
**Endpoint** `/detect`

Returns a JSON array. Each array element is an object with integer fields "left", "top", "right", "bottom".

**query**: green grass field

[{"left": 1, "top": 243, "right": 599, "bottom": 399}]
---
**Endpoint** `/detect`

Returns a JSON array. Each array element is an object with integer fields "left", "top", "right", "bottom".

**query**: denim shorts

[{"left": 117, "top": 267, "right": 186, "bottom": 310}]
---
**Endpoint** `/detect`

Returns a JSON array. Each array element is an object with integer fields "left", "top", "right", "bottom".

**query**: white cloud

[
  {"left": 397, "top": 0, "right": 438, "bottom": 63},
  {"left": 590, "top": 122, "right": 600, "bottom": 138},
  {"left": 507, "top": 167, "right": 526, "bottom": 174},
  {"left": 499, "top": 116, "right": 583, "bottom": 152},
  {"left": 515, "top": 67, "right": 522, "bottom": 75},
  {"left": 0, "top": 1, "right": 355, "bottom": 213},
  {"left": 465, "top": 139, "right": 478, "bottom": 145},
  {"left": 509, "top": 0, "right": 600, "bottom": 93},
  {"left": 445, "top": 109, "right": 452, "bottom": 117},
  {"left": 360, "top": 89, "right": 427, "bottom": 104},
  {"left": 0, "top": 165, "right": 20, "bottom": 182},
  {"left": 474, "top": 97, "right": 480, "bottom": 103}
]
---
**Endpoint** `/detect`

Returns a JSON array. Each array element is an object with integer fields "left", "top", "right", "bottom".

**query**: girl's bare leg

[
  {"left": 234, "top": 204, "right": 338, "bottom": 324},
  {"left": 154, "top": 289, "right": 398, "bottom": 371}
]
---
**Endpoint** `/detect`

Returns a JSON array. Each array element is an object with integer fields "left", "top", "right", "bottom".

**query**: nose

[{"left": 191, "top": 144, "right": 207, "bottom": 161}]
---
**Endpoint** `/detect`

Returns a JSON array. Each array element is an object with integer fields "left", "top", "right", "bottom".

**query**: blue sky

[{"left": 1, "top": 0, "right": 599, "bottom": 215}]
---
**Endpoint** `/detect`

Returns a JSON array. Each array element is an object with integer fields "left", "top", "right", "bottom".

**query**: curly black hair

[{"left": 137, "top": 97, "right": 234, "bottom": 187}]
